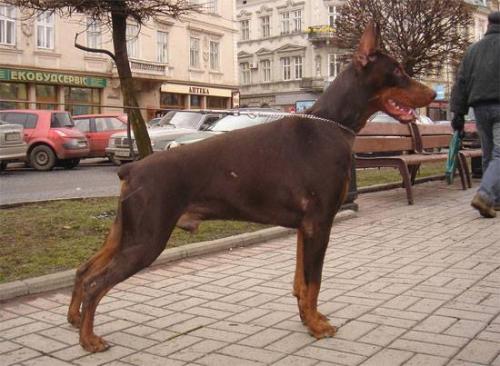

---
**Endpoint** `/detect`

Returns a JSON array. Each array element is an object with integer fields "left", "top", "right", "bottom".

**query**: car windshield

[
  {"left": 206, "top": 114, "right": 270, "bottom": 132},
  {"left": 51, "top": 112, "right": 74, "bottom": 128},
  {"left": 159, "top": 111, "right": 203, "bottom": 129}
]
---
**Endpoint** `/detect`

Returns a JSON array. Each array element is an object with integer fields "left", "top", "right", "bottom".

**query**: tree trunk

[{"left": 111, "top": 8, "right": 152, "bottom": 159}]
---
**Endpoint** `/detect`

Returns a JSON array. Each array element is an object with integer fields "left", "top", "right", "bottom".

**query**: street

[{"left": 0, "top": 159, "right": 121, "bottom": 205}]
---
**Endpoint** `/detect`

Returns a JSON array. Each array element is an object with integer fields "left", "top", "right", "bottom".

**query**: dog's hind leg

[
  {"left": 297, "top": 220, "right": 336, "bottom": 339},
  {"left": 78, "top": 232, "right": 172, "bottom": 352},
  {"left": 68, "top": 182, "right": 129, "bottom": 328},
  {"left": 67, "top": 218, "right": 122, "bottom": 328}
]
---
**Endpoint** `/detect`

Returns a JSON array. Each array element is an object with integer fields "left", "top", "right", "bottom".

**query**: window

[
  {"left": 476, "top": 19, "right": 487, "bottom": 40},
  {"left": 240, "top": 62, "right": 251, "bottom": 84},
  {"left": 64, "top": 87, "right": 100, "bottom": 115},
  {"left": 0, "top": 112, "right": 37, "bottom": 129},
  {"left": 0, "top": 82, "right": 27, "bottom": 109},
  {"left": 240, "top": 20, "right": 249, "bottom": 40},
  {"left": 261, "top": 16, "right": 270, "bottom": 38},
  {"left": 329, "top": 6, "right": 337, "bottom": 28},
  {"left": 209, "top": 40, "right": 220, "bottom": 70},
  {"left": 281, "top": 57, "right": 302, "bottom": 80},
  {"left": 281, "top": 10, "right": 302, "bottom": 34},
  {"left": 190, "top": 0, "right": 217, "bottom": 13},
  {"left": 0, "top": 5, "right": 15, "bottom": 45},
  {"left": 261, "top": 59, "right": 271, "bottom": 82},
  {"left": 157, "top": 31, "right": 168, "bottom": 63},
  {"left": 160, "top": 93, "right": 185, "bottom": 108},
  {"left": 207, "top": 96, "right": 227, "bottom": 109},
  {"left": 205, "top": 0, "right": 217, "bottom": 14},
  {"left": 292, "top": 10, "right": 302, "bottom": 32},
  {"left": 95, "top": 117, "right": 124, "bottom": 131},
  {"left": 87, "top": 19, "right": 101, "bottom": 49},
  {"left": 126, "top": 23, "right": 139, "bottom": 58},
  {"left": 294, "top": 56, "right": 303, "bottom": 79},
  {"left": 190, "top": 95, "right": 202, "bottom": 108},
  {"left": 280, "top": 12, "right": 290, "bottom": 34},
  {"left": 74, "top": 118, "right": 91, "bottom": 133},
  {"left": 328, "top": 53, "right": 341, "bottom": 79},
  {"left": 281, "top": 57, "right": 291, "bottom": 80},
  {"left": 36, "top": 84, "right": 57, "bottom": 109},
  {"left": 190, "top": 37, "right": 200, "bottom": 68},
  {"left": 37, "top": 12, "right": 54, "bottom": 49},
  {"left": 315, "top": 55, "right": 322, "bottom": 77}
]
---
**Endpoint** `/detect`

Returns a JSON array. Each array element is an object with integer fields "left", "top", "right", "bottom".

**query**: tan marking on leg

[
  {"left": 79, "top": 283, "right": 113, "bottom": 352},
  {"left": 293, "top": 230, "right": 305, "bottom": 321},
  {"left": 301, "top": 282, "right": 336, "bottom": 339}
]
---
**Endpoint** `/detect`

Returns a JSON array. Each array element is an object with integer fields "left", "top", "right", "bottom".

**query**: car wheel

[
  {"left": 0, "top": 161, "right": 7, "bottom": 172},
  {"left": 60, "top": 158, "right": 80, "bottom": 170},
  {"left": 30, "top": 145, "right": 56, "bottom": 171},
  {"left": 109, "top": 156, "right": 122, "bottom": 166}
]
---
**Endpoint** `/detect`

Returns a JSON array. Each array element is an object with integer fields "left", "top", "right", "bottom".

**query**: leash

[{"left": 235, "top": 111, "right": 357, "bottom": 137}]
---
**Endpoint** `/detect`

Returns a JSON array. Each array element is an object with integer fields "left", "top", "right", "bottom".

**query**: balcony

[
  {"left": 306, "top": 25, "right": 339, "bottom": 47},
  {"left": 112, "top": 58, "right": 168, "bottom": 80},
  {"left": 300, "top": 77, "right": 326, "bottom": 92}
]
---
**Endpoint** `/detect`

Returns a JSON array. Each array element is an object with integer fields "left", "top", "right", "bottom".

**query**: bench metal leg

[
  {"left": 459, "top": 153, "right": 472, "bottom": 189},
  {"left": 397, "top": 161, "right": 414, "bottom": 205}
]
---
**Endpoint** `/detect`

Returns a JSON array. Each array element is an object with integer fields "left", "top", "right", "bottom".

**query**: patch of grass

[
  {"left": 0, "top": 198, "right": 267, "bottom": 283},
  {"left": 356, "top": 162, "right": 445, "bottom": 187}
]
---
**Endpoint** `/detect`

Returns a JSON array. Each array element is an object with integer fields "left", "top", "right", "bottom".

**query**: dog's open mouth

[{"left": 383, "top": 98, "right": 416, "bottom": 123}]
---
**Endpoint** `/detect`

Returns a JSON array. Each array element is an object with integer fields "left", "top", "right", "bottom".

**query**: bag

[{"left": 445, "top": 131, "right": 462, "bottom": 184}]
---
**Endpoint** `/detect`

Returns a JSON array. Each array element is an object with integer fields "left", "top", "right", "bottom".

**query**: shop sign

[
  {"left": 189, "top": 86, "right": 210, "bottom": 95},
  {"left": 0, "top": 68, "right": 107, "bottom": 88},
  {"left": 161, "top": 83, "right": 232, "bottom": 97}
]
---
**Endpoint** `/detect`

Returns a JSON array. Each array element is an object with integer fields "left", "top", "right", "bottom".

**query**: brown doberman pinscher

[{"left": 68, "top": 22, "right": 436, "bottom": 352}]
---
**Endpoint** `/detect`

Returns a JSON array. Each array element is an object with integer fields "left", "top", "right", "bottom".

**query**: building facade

[
  {"left": 236, "top": 0, "right": 499, "bottom": 115},
  {"left": 0, "top": 1, "right": 239, "bottom": 119}
]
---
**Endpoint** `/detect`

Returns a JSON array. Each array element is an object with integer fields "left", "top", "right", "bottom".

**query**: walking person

[{"left": 450, "top": 11, "right": 500, "bottom": 218}]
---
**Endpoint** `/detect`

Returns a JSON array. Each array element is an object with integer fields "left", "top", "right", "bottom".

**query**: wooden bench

[{"left": 354, "top": 122, "right": 468, "bottom": 205}]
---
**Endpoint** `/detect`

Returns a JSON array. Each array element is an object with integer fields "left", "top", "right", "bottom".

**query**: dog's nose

[{"left": 431, "top": 90, "right": 437, "bottom": 100}]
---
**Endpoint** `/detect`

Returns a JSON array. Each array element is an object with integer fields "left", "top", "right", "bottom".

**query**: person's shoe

[{"left": 471, "top": 193, "right": 497, "bottom": 218}]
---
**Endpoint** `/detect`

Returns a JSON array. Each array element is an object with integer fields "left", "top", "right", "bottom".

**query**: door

[
  {"left": 73, "top": 118, "right": 97, "bottom": 156},
  {"left": 0, "top": 112, "right": 38, "bottom": 143},
  {"left": 92, "top": 117, "right": 127, "bottom": 157}
]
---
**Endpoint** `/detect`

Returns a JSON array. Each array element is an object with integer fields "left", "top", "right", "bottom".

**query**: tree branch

[{"left": 74, "top": 32, "right": 116, "bottom": 62}]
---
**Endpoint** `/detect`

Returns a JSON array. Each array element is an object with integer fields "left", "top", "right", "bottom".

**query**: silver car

[
  {"left": 0, "top": 120, "right": 27, "bottom": 171},
  {"left": 167, "top": 112, "right": 282, "bottom": 149},
  {"left": 106, "top": 110, "right": 229, "bottom": 164}
]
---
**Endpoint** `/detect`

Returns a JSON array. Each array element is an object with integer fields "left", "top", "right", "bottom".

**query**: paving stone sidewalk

[{"left": 1, "top": 181, "right": 500, "bottom": 366}]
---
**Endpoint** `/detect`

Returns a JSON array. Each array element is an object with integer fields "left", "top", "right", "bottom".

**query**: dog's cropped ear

[{"left": 354, "top": 21, "right": 381, "bottom": 68}]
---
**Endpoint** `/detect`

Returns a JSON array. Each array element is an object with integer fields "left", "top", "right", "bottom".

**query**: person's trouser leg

[{"left": 474, "top": 105, "right": 500, "bottom": 210}]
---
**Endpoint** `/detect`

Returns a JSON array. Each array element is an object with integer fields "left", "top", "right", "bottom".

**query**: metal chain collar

[{"left": 237, "top": 111, "right": 356, "bottom": 137}]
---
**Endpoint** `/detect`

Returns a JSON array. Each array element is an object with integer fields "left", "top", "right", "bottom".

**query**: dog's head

[{"left": 354, "top": 22, "right": 436, "bottom": 123}]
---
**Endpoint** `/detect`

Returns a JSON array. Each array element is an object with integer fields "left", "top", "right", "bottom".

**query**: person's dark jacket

[{"left": 450, "top": 23, "right": 500, "bottom": 115}]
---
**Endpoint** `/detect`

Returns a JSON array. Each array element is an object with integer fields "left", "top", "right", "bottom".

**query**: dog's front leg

[{"left": 296, "top": 222, "right": 336, "bottom": 339}]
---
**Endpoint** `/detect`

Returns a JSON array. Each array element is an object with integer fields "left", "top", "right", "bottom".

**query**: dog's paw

[
  {"left": 80, "top": 334, "right": 110, "bottom": 353},
  {"left": 67, "top": 312, "right": 81, "bottom": 328},
  {"left": 306, "top": 312, "right": 337, "bottom": 339}
]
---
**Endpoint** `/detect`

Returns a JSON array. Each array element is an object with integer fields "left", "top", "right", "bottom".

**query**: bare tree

[
  {"left": 335, "top": 0, "right": 473, "bottom": 77},
  {"left": 7, "top": 0, "right": 200, "bottom": 159}
]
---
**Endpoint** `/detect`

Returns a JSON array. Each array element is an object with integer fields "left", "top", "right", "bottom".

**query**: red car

[
  {"left": 0, "top": 109, "right": 89, "bottom": 171},
  {"left": 73, "top": 113, "right": 127, "bottom": 158}
]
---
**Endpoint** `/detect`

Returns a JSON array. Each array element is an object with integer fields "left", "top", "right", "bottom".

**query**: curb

[{"left": 0, "top": 209, "right": 357, "bottom": 302}]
